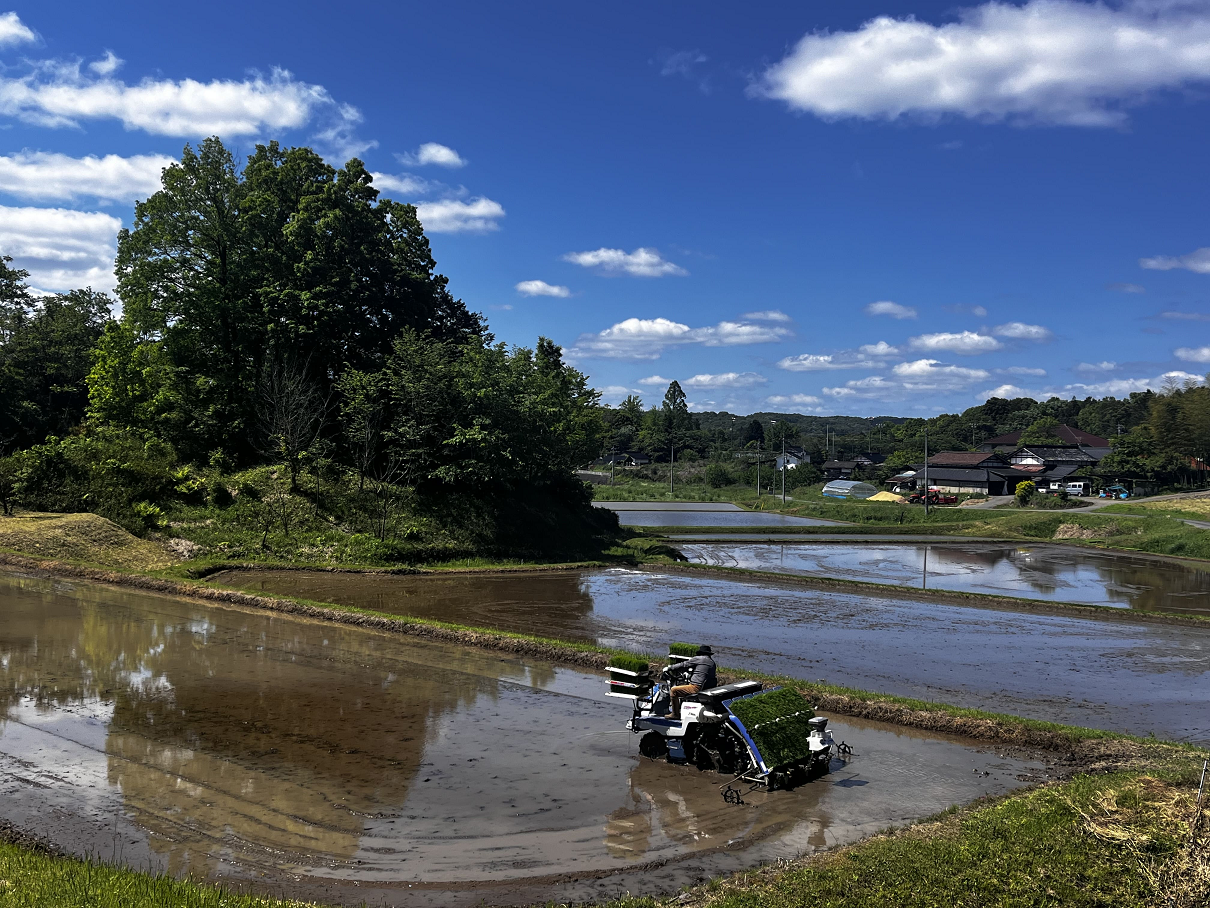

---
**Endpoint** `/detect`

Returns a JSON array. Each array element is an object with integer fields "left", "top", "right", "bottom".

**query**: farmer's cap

[{"left": 698, "top": 645, "right": 713, "bottom": 656}]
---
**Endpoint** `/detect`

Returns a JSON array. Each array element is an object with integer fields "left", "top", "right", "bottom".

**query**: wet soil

[
  {"left": 0, "top": 571, "right": 1043, "bottom": 906},
  {"left": 680, "top": 540, "right": 1210, "bottom": 614},
  {"left": 212, "top": 565, "right": 1210, "bottom": 746}
]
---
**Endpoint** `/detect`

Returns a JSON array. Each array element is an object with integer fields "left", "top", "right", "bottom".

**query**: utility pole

[
  {"left": 755, "top": 440, "right": 761, "bottom": 499},
  {"left": 923, "top": 425, "right": 930, "bottom": 517},
  {"left": 781, "top": 432, "right": 787, "bottom": 505},
  {"left": 611, "top": 448, "right": 616, "bottom": 485},
  {"left": 670, "top": 442, "right": 675, "bottom": 494}
]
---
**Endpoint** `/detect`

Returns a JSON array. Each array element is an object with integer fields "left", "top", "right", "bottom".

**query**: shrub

[
  {"left": 704, "top": 462, "right": 734, "bottom": 488},
  {"left": 1016, "top": 480, "right": 1037, "bottom": 506}
]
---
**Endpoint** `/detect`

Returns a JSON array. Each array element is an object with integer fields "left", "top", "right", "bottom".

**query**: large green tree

[
  {"left": 0, "top": 256, "right": 112, "bottom": 449},
  {"left": 102, "top": 138, "right": 482, "bottom": 461}
]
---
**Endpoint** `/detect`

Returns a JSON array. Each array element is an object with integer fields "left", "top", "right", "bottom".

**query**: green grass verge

[
  {"left": 0, "top": 841, "right": 315, "bottom": 907},
  {"left": 601, "top": 768, "right": 1207, "bottom": 908}
]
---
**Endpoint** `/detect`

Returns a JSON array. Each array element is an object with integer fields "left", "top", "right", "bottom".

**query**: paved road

[{"left": 963, "top": 490, "right": 1210, "bottom": 529}]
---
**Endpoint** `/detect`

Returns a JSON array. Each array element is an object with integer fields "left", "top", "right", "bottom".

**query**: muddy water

[
  {"left": 594, "top": 501, "right": 841, "bottom": 527},
  {"left": 218, "top": 567, "right": 1210, "bottom": 745},
  {"left": 681, "top": 541, "right": 1210, "bottom": 614},
  {"left": 0, "top": 571, "right": 1039, "bottom": 906}
]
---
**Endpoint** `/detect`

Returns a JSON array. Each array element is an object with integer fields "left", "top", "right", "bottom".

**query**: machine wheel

[
  {"left": 639, "top": 731, "right": 668, "bottom": 760},
  {"left": 694, "top": 725, "right": 752, "bottom": 776}
]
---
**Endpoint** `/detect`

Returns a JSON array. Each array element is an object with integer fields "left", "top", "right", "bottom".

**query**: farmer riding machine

[{"left": 608, "top": 644, "right": 842, "bottom": 790}]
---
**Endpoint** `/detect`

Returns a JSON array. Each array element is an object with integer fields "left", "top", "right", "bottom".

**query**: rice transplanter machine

[{"left": 608, "top": 646, "right": 844, "bottom": 790}]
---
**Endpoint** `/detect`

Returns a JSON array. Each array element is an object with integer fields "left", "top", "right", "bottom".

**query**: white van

[{"left": 1065, "top": 481, "right": 1090, "bottom": 497}]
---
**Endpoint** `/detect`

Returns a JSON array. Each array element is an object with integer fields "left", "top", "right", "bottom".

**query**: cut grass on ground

[{"left": 0, "top": 514, "right": 177, "bottom": 572}]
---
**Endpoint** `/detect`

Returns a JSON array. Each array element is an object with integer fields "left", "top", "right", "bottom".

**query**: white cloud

[
  {"left": 398, "top": 143, "right": 466, "bottom": 168},
  {"left": 1161, "top": 311, "right": 1210, "bottom": 322},
  {"left": 756, "top": 0, "right": 1210, "bottom": 127},
  {"left": 865, "top": 300, "right": 916, "bottom": 319},
  {"left": 0, "top": 151, "right": 172, "bottom": 202},
  {"left": 414, "top": 197, "right": 504, "bottom": 233},
  {"left": 982, "top": 383, "right": 1041, "bottom": 401},
  {"left": 515, "top": 280, "right": 570, "bottom": 298},
  {"left": 0, "top": 204, "right": 120, "bottom": 293},
  {"left": 1065, "top": 371, "right": 1203, "bottom": 396},
  {"left": 858, "top": 340, "right": 899, "bottom": 356},
  {"left": 1140, "top": 247, "right": 1210, "bottom": 274},
  {"left": 371, "top": 171, "right": 441, "bottom": 196},
  {"left": 661, "top": 50, "right": 708, "bottom": 78},
  {"left": 766, "top": 393, "right": 822, "bottom": 407},
  {"left": 742, "top": 309, "right": 791, "bottom": 322},
  {"left": 571, "top": 316, "right": 788, "bottom": 359},
  {"left": 88, "top": 52, "right": 122, "bottom": 76},
  {"left": 777, "top": 353, "right": 878, "bottom": 371},
  {"left": 683, "top": 372, "right": 767, "bottom": 389},
  {"left": 1106, "top": 281, "right": 1145, "bottom": 293},
  {"left": 563, "top": 247, "right": 686, "bottom": 277},
  {"left": 0, "top": 12, "right": 34, "bottom": 46},
  {"left": 0, "top": 62, "right": 344, "bottom": 137},
  {"left": 909, "top": 331, "right": 1001, "bottom": 354},
  {"left": 638, "top": 375, "right": 674, "bottom": 386},
  {"left": 1175, "top": 346, "right": 1210, "bottom": 363},
  {"left": 998, "top": 366, "right": 1047, "bottom": 376},
  {"left": 822, "top": 358, "right": 989, "bottom": 400},
  {"left": 1076, "top": 361, "right": 1117, "bottom": 372},
  {"left": 599, "top": 385, "right": 639, "bottom": 405},
  {"left": 994, "top": 321, "right": 1052, "bottom": 340},
  {"left": 987, "top": 369, "right": 1206, "bottom": 401}
]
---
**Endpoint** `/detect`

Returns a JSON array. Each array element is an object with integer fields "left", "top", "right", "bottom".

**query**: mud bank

[{"left": 0, "top": 571, "right": 1046, "bottom": 907}]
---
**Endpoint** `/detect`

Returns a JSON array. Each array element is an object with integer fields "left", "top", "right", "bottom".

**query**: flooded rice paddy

[
  {"left": 680, "top": 541, "right": 1210, "bottom": 614},
  {"left": 0, "top": 571, "right": 1038, "bottom": 906},
  {"left": 218, "top": 566, "right": 1210, "bottom": 745},
  {"left": 594, "top": 501, "right": 841, "bottom": 527}
]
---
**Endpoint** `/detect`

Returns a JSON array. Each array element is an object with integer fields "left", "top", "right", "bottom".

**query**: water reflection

[{"left": 681, "top": 542, "right": 1210, "bottom": 614}]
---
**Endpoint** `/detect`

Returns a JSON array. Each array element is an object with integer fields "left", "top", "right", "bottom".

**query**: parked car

[{"left": 908, "top": 490, "right": 958, "bottom": 505}]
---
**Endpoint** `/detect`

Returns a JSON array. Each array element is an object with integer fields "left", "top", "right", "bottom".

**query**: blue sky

[{"left": 3, "top": 1, "right": 1210, "bottom": 416}]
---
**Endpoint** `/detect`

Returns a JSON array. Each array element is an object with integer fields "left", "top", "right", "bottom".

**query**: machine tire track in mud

[{"left": 609, "top": 646, "right": 839, "bottom": 792}]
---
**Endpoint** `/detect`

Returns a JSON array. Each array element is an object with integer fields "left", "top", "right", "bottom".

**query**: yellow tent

[{"left": 868, "top": 491, "right": 906, "bottom": 503}]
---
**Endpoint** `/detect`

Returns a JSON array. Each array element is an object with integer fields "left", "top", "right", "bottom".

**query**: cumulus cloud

[
  {"left": 766, "top": 393, "right": 822, "bottom": 407},
  {"left": 822, "top": 359, "right": 990, "bottom": 400},
  {"left": 1140, "top": 247, "right": 1210, "bottom": 273},
  {"left": 0, "top": 61, "right": 348, "bottom": 137},
  {"left": 0, "top": 12, "right": 35, "bottom": 46},
  {"left": 563, "top": 247, "right": 687, "bottom": 277},
  {"left": 371, "top": 171, "right": 442, "bottom": 196},
  {"left": 777, "top": 353, "right": 877, "bottom": 371},
  {"left": 998, "top": 366, "right": 1047, "bottom": 376},
  {"left": 1162, "top": 311, "right": 1210, "bottom": 322},
  {"left": 0, "top": 204, "right": 121, "bottom": 293},
  {"left": 638, "top": 375, "right": 674, "bottom": 386},
  {"left": 983, "top": 369, "right": 1206, "bottom": 401},
  {"left": 994, "top": 321, "right": 1052, "bottom": 340},
  {"left": 755, "top": 0, "right": 1210, "bottom": 127},
  {"left": 742, "top": 309, "right": 792, "bottom": 322},
  {"left": 0, "top": 151, "right": 172, "bottom": 202},
  {"left": 660, "top": 49, "right": 708, "bottom": 78},
  {"left": 864, "top": 300, "right": 916, "bottom": 319},
  {"left": 1076, "top": 361, "right": 1117, "bottom": 372},
  {"left": 909, "top": 330, "right": 1002, "bottom": 354},
  {"left": 1175, "top": 346, "right": 1210, "bottom": 363},
  {"left": 515, "top": 280, "right": 570, "bottom": 298},
  {"left": 570, "top": 316, "right": 789, "bottom": 359},
  {"left": 858, "top": 340, "right": 899, "bottom": 356},
  {"left": 599, "top": 385, "right": 640, "bottom": 405},
  {"left": 398, "top": 143, "right": 466, "bottom": 168},
  {"left": 1106, "top": 281, "right": 1145, "bottom": 293},
  {"left": 89, "top": 51, "right": 122, "bottom": 76},
  {"left": 683, "top": 372, "right": 767, "bottom": 389},
  {"left": 414, "top": 197, "right": 504, "bottom": 233}
]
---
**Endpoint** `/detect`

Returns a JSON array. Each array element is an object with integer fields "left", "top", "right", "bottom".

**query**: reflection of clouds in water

[{"left": 681, "top": 543, "right": 1210, "bottom": 613}]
